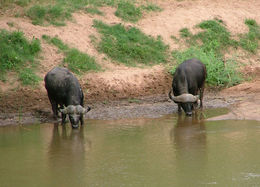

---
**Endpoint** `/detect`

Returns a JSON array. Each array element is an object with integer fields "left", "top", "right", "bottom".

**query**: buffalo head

[
  {"left": 169, "top": 91, "right": 199, "bottom": 116},
  {"left": 60, "top": 105, "right": 91, "bottom": 128}
]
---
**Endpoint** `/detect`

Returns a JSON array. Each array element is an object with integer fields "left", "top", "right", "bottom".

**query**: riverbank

[{"left": 0, "top": 87, "right": 257, "bottom": 126}]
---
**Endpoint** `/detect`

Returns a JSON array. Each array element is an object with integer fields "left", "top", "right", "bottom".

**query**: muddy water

[{"left": 0, "top": 109, "right": 260, "bottom": 186}]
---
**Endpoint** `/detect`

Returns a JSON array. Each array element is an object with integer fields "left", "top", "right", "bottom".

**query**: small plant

[
  {"left": 0, "top": 30, "right": 41, "bottom": 85},
  {"left": 85, "top": 6, "right": 103, "bottom": 15},
  {"left": 42, "top": 35, "right": 69, "bottom": 51},
  {"left": 26, "top": 4, "right": 72, "bottom": 26},
  {"left": 115, "top": 1, "right": 142, "bottom": 23},
  {"left": 93, "top": 20, "right": 169, "bottom": 66},
  {"left": 141, "top": 3, "right": 162, "bottom": 12},
  {"left": 179, "top": 28, "right": 192, "bottom": 38},
  {"left": 42, "top": 35, "right": 100, "bottom": 74},
  {"left": 128, "top": 98, "right": 141, "bottom": 104}
]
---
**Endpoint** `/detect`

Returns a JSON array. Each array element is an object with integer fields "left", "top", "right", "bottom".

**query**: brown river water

[{"left": 0, "top": 108, "right": 260, "bottom": 186}]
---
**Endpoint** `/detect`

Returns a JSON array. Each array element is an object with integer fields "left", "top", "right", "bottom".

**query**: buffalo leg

[
  {"left": 48, "top": 95, "right": 58, "bottom": 119},
  {"left": 80, "top": 114, "right": 84, "bottom": 125},
  {"left": 199, "top": 85, "right": 205, "bottom": 108},
  {"left": 61, "top": 113, "right": 66, "bottom": 124},
  {"left": 178, "top": 104, "right": 182, "bottom": 113}
]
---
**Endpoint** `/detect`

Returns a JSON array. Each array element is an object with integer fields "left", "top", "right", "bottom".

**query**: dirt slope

[{"left": 0, "top": 0, "right": 260, "bottom": 123}]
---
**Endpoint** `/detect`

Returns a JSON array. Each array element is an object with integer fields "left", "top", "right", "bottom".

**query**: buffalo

[
  {"left": 169, "top": 58, "right": 207, "bottom": 116},
  {"left": 44, "top": 67, "right": 91, "bottom": 128}
]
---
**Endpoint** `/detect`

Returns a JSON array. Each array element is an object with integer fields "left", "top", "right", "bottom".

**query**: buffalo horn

[
  {"left": 169, "top": 91, "right": 198, "bottom": 103},
  {"left": 76, "top": 105, "right": 91, "bottom": 114}
]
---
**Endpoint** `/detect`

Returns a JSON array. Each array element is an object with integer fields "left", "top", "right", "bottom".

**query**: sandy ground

[{"left": 0, "top": 0, "right": 260, "bottom": 125}]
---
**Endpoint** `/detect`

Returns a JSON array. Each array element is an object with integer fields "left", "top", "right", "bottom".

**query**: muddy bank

[{"left": 0, "top": 91, "right": 239, "bottom": 126}]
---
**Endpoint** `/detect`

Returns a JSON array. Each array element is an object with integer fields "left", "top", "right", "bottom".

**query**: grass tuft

[
  {"left": 26, "top": 4, "right": 72, "bottom": 26},
  {"left": 141, "top": 3, "right": 162, "bottom": 12},
  {"left": 179, "top": 28, "right": 192, "bottom": 38},
  {"left": 93, "top": 20, "right": 169, "bottom": 66},
  {"left": 85, "top": 6, "right": 103, "bottom": 15},
  {"left": 239, "top": 19, "right": 260, "bottom": 53},
  {"left": 0, "top": 29, "right": 41, "bottom": 85},
  {"left": 115, "top": 1, "right": 142, "bottom": 23},
  {"left": 42, "top": 35, "right": 100, "bottom": 74}
]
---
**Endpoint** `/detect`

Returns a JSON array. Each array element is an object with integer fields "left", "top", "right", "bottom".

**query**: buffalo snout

[{"left": 69, "top": 114, "right": 81, "bottom": 129}]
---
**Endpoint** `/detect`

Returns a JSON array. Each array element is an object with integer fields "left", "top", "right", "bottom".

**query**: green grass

[
  {"left": 19, "top": 67, "right": 42, "bottom": 85},
  {"left": 3, "top": 0, "right": 161, "bottom": 25},
  {"left": 42, "top": 35, "right": 100, "bottom": 74},
  {"left": 26, "top": 4, "right": 72, "bottom": 26},
  {"left": 115, "top": 1, "right": 142, "bottom": 23},
  {"left": 239, "top": 19, "right": 260, "bottom": 53},
  {"left": 85, "top": 6, "right": 103, "bottom": 15},
  {"left": 115, "top": 1, "right": 162, "bottom": 23},
  {"left": 179, "top": 28, "right": 192, "bottom": 38},
  {"left": 0, "top": 29, "right": 41, "bottom": 85},
  {"left": 93, "top": 20, "right": 169, "bottom": 66},
  {"left": 140, "top": 3, "right": 162, "bottom": 12},
  {"left": 128, "top": 98, "right": 141, "bottom": 103},
  {"left": 192, "top": 19, "right": 238, "bottom": 53}
]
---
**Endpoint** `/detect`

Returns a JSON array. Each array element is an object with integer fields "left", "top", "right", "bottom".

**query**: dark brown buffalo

[
  {"left": 44, "top": 67, "right": 91, "bottom": 128},
  {"left": 169, "top": 58, "right": 207, "bottom": 116}
]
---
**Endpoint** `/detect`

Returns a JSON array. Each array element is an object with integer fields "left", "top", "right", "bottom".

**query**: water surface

[{"left": 0, "top": 109, "right": 260, "bottom": 186}]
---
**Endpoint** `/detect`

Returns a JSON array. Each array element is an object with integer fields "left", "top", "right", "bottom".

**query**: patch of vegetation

[
  {"left": 85, "top": 6, "right": 103, "bottom": 15},
  {"left": 3, "top": 0, "right": 161, "bottom": 26},
  {"left": 239, "top": 19, "right": 260, "bottom": 53},
  {"left": 114, "top": 1, "right": 161, "bottom": 23},
  {"left": 15, "top": 0, "right": 31, "bottom": 7},
  {"left": 140, "top": 3, "right": 162, "bottom": 12},
  {"left": 26, "top": 4, "right": 72, "bottom": 26},
  {"left": 179, "top": 28, "right": 192, "bottom": 38},
  {"left": 0, "top": 29, "right": 41, "bottom": 85},
  {"left": 128, "top": 98, "right": 141, "bottom": 103},
  {"left": 93, "top": 20, "right": 169, "bottom": 66},
  {"left": 42, "top": 35, "right": 100, "bottom": 74},
  {"left": 171, "top": 19, "right": 243, "bottom": 87},
  {"left": 19, "top": 67, "right": 42, "bottom": 85},
  {"left": 192, "top": 20, "right": 238, "bottom": 53},
  {"left": 115, "top": 1, "right": 142, "bottom": 23}
]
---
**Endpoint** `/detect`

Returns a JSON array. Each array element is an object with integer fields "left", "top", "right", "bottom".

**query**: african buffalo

[
  {"left": 44, "top": 67, "right": 91, "bottom": 128},
  {"left": 169, "top": 58, "right": 206, "bottom": 116}
]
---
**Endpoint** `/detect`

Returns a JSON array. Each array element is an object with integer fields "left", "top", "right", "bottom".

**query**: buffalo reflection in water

[
  {"left": 47, "top": 123, "right": 91, "bottom": 186},
  {"left": 170, "top": 113, "right": 208, "bottom": 185}
]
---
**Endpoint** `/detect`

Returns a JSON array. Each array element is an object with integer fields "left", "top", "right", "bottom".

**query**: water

[{"left": 0, "top": 109, "right": 260, "bottom": 186}]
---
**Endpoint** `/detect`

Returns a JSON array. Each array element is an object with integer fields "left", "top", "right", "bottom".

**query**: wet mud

[{"left": 0, "top": 91, "right": 240, "bottom": 126}]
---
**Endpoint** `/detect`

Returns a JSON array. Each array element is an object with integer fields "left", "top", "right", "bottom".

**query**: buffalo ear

[
  {"left": 81, "top": 106, "right": 91, "bottom": 114},
  {"left": 86, "top": 106, "right": 91, "bottom": 113}
]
